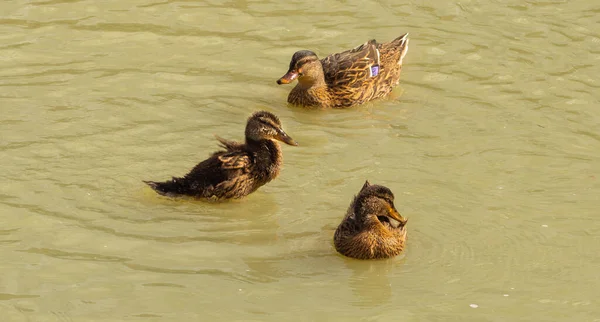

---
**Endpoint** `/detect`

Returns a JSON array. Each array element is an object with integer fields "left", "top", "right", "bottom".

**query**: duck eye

[{"left": 378, "top": 196, "right": 392, "bottom": 205}]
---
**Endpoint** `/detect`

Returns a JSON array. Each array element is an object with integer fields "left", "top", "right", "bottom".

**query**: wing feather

[
  {"left": 217, "top": 152, "right": 251, "bottom": 170},
  {"left": 215, "top": 135, "right": 244, "bottom": 151},
  {"left": 321, "top": 39, "right": 380, "bottom": 88}
]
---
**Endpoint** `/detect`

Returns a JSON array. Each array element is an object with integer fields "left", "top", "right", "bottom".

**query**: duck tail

[
  {"left": 143, "top": 177, "right": 188, "bottom": 197},
  {"left": 389, "top": 32, "right": 409, "bottom": 66},
  {"left": 391, "top": 32, "right": 409, "bottom": 46}
]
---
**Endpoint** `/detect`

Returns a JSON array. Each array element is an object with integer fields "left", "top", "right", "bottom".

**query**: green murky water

[{"left": 1, "top": 1, "right": 599, "bottom": 321}]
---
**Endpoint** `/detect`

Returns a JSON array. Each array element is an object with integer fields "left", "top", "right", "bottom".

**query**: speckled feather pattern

[
  {"left": 144, "top": 111, "right": 292, "bottom": 201},
  {"left": 334, "top": 216, "right": 407, "bottom": 260},
  {"left": 287, "top": 33, "right": 409, "bottom": 108},
  {"left": 147, "top": 139, "right": 283, "bottom": 201},
  {"left": 334, "top": 184, "right": 407, "bottom": 260}
]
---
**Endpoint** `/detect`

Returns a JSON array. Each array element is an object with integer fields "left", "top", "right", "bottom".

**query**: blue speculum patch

[{"left": 371, "top": 65, "right": 379, "bottom": 77}]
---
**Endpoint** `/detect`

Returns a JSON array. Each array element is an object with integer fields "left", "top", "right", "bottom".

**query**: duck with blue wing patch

[{"left": 277, "top": 32, "right": 409, "bottom": 108}]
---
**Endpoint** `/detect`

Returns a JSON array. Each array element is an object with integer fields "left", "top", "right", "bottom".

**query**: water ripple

[
  {"left": 0, "top": 0, "right": 599, "bottom": 320},
  {"left": 20, "top": 247, "right": 129, "bottom": 263}
]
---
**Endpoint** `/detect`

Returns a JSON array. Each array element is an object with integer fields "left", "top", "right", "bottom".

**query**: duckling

[
  {"left": 144, "top": 111, "right": 297, "bottom": 200},
  {"left": 277, "top": 33, "right": 409, "bottom": 108},
  {"left": 334, "top": 181, "right": 408, "bottom": 259}
]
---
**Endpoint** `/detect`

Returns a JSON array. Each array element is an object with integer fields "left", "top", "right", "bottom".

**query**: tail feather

[
  {"left": 379, "top": 32, "right": 409, "bottom": 51},
  {"left": 380, "top": 32, "right": 409, "bottom": 67},
  {"left": 391, "top": 32, "right": 409, "bottom": 47},
  {"left": 143, "top": 178, "right": 189, "bottom": 197},
  {"left": 396, "top": 33, "right": 409, "bottom": 65}
]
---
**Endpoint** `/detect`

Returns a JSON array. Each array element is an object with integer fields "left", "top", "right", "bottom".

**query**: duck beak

[
  {"left": 275, "top": 129, "right": 298, "bottom": 146},
  {"left": 387, "top": 207, "right": 407, "bottom": 228},
  {"left": 277, "top": 70, "right": 298, "bottom": 85}
]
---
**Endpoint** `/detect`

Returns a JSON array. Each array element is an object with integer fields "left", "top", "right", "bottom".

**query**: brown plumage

[
  {"left": 277, "top": 33, "right": 409, "bottom": 108},
  {"left": 334, "top": 181, "right": 408, "bottom": 260},
  {"left": 144, "top": 111, "right": 298, "bottom": 201}
]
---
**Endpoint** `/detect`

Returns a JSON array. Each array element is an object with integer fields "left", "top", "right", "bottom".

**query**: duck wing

[
  {"left": 145, "top": 145, "right": 254, "bottom": 199},
  {"left": 217, "top": 150, "right": 252, "bottom": 171},
  {"left": 215, "top": 135, "right": 244, "bottom": 151},
  {"left": 320, "top": 39, "right": 381, "bottom": 88},
  {"left": 213, "top": 136, "right": 251, "bottom": 170},
  {"left": 181, "top": 150, "right": 253, "bottom": 197}
]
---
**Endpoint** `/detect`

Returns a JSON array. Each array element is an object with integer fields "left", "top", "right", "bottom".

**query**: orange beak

[
  {"left": 388, "top": 206, "right": 407, "bottom": 226},
  {"left": 277, "top": 70, "right": 298, "bottom": 85}
]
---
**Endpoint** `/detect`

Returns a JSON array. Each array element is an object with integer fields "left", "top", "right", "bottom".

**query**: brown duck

[
  {"left": 144, "top": 111, "right": 297, "bottom": 200},
  {"left": 277, "top": 33, "right": 409, "bottom": 108},
  {"left": 334, "top": 181, "right": 408, "bottom": 259}
]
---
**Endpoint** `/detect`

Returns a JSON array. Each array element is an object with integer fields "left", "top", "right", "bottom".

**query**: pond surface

[{"left": 1, "top": 0, "right": 599, "bottom": 321}]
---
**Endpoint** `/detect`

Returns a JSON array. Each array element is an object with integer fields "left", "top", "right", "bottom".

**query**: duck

[
  {"left": 334, "top": 181, "right": 408, "bottom": 259},
  {"left": 277, "top": 32, "right": 409, "bottom": 108},
  {"left": 144, "top": 111, "right": 298, "bottom": 200}
]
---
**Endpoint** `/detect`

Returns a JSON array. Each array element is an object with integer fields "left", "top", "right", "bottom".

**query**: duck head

[
  {"left": 246, "top": 111, "right": 298, "bottom": 146},
  {"left": 354, "top": 180, "right": 407, "bottom": 230},
  {"left": 277, "top": 50, "right": 324, "bottom": 86}
]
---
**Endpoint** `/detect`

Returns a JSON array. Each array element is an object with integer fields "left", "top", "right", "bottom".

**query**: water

[{"left": 1, "top": 0, "right": 599, "bottom": 321}]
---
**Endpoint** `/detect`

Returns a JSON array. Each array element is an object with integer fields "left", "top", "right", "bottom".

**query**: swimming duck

[
  {"left": 144, "top": 111, "right": 298, "bottom": 200},
  {"left": 277, "top": 33, "right": 409, "bottom": 108},
  {"left": 334, "top": 181, "right": 408, "bottom": 259}
]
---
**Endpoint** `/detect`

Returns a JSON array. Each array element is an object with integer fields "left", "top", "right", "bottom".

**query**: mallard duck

[
  {"left": 334, "top": 181, "right": 408, "bottom": 259},
  {"left": 144, "top": 111, "right": 297, "bottom": 200},
  {"left": 277, "top": 33, "right": 409, "bottom": 108}
]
